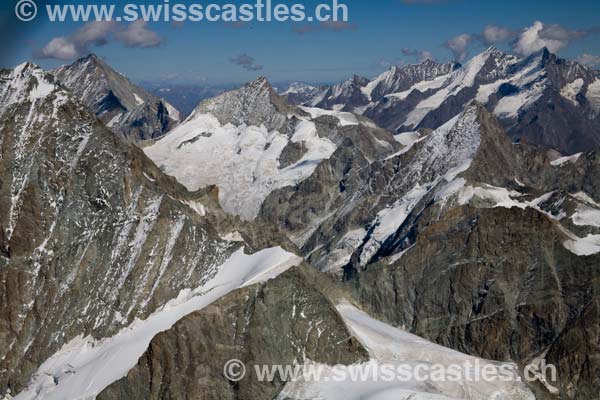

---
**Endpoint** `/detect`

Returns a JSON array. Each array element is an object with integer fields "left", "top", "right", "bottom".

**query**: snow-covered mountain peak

[
  {"left": 482, "top": 45, "right": 506, "bottom": 57},
  {"left": 280, "top": 82, "right": 326, "bottom": 108},
  {"left": 282, "top": 82, "right": 318, "bottom": 96},
  {"left": 245, "top": 76, "right": 272, "bottom": 93},
  {"left": 306, "top": 47, "right": 600, "bottom": 153},
  {"left": 0, "top": 62, "right": 61, "bottom": 114}
]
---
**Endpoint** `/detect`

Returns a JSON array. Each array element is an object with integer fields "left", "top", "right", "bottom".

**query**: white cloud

[
  {"left": 115, "top": 20, "right": 163, "bottom": 48},
  {"left": 482, "top": 25, "right": 515, "bottom": 45},
  {"left": 73, "top": 21, "right": 114, "bottom": 47},
  {"left": 36, "top": 20, "right": 162, "bottom": 60},
  {"left": 36, "top": 21, "right": 114, "bottom": 60},
  {"left": 513, "top": 21, "right": 587, "bottom": 57},
  {"left": 37, "top": 37, "right": 79, "bottom": 60},
  {"left": 402, "top": 48, "right": 436, "bottom": 62},
  {"left": 445, "top": 33, "right": 473, "bottom": 62}
]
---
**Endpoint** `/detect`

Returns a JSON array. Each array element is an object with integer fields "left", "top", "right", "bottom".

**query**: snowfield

[
  {"left": 144, "top": 107, "right": 360, "bottom": 220},
  {"left": 280, "top": 303, "right": 535, "bottom": 400}
]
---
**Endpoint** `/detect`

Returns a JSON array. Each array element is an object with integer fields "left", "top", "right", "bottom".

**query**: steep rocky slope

[{"left": 52, "top": 54, "right": 181, "bottom": 141}]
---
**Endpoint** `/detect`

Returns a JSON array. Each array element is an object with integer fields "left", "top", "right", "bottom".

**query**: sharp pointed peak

[
  {"left": 484, "top": 45, "right": 501, "bottom": 53},
  {"left": 14, "top": 61, "right": 40, "bottom": 72},
  {"left": 76, "top": 53, "right": 102, "bottom": 64},
  {"left": 248, "top": 75, "right": 270, "bottom": 85},
  {"left": 68, "top": 53, "right": 113, "bottom": 72},
  {"left": 243, "top": 76, "right": 276, "bottom": 93}
]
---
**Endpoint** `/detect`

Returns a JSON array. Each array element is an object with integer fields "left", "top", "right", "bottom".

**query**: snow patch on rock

[
  {"left": 560, "top": 78, "right": 584, "bottom": 106},
  {"left": 15, "top": 247, "right": 302, "bottom": 400}
]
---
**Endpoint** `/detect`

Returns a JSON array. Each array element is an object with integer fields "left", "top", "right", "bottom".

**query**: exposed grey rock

[
  {"left": 97, "top": 266, "right": 368, "bottom": 400},
  {"left": 257, "top": 101, "right": 600, "bottom": 398},
  {"left": 309, "top": 75, "right": 371, "bottom": 111},
  {"left": 193, "top": 77, "right": 298, "bottom": 133},
  {"left": 52, "top": 54, "right": 181, "bottom": 141}
]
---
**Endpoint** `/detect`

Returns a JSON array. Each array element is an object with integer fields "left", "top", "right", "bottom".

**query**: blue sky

[{"left": 1, "top": 0, "right": 600, "bottom": 85}]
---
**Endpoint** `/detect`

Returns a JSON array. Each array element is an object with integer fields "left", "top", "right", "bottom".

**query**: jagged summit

[
  {"left": 52, "top": 54, "right": 181, "bottom": 141},
  {"left": 190, "top": 75, "right": 297, "bottom": 131},
  {"left": 483, "top": 45, "right": 505, "bottom": 55},
  {"left": 247, "top": 75, "right": 271, "bottom": 88}
]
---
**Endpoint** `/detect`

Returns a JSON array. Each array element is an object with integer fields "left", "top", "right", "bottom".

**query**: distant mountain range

[
  {"left": 140, "top": 82, "right": 236, "bottom": 118},
  {"left": 292, "top": 47, "right": 600, "bottom": 155}
]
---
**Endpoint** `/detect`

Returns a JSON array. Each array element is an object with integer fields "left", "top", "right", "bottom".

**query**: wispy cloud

[
  {"left": 402, "top": 48, "right": 436, "bottom": 62},
  {"left": 482, "top": 25, "right": 517, "bottom": 45},
  {"left": 445, "top": 33, "right": 473, "bottom": 62},
  {"left": 230, "top": 54, "right": 264, "bottom": 71},
  {"left": 35, "top": 21, "right": 114, "bottom": 60},
  {"left": 115, "top": 20, "right": 163, "bottom": 48},
  {"left": 35, "top": 21, "right": 163, "bottom": 60}
]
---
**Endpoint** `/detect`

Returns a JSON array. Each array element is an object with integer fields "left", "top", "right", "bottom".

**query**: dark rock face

[
  {"left": 52, "top": 54, "right": 181, "bottom": 141},
  {"left": 546, "top": 298, "right": 600, "bottom": 400},
  {"left": 345, "top": 205, "right": 600, "bottom": 399},
  {"left": 97, "top": 266, "right": 368, "bottom": 400}
]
